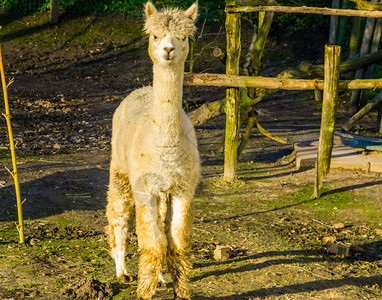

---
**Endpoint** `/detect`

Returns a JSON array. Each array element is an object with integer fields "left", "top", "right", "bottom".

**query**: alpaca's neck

[{"left": 151, "top": 63, "right": 184, "bottom": 146}]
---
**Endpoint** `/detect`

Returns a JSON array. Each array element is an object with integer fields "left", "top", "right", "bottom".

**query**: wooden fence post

[
  {"left": 224, "top": 1, "right": 241, "bottom": 180},
  {"left": 314, "top": 45, "right": 341, "bottom": 198},
  {"left": 50, "top": 0, "right": 59, "bottom": 24},
  {"left": 377, "top": 102, "right": 382, "bottom": 134}
]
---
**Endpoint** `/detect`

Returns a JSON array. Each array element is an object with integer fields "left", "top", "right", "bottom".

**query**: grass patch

[
  {"left": 0, "top": 12, "right": 143, "bottom": 47},
  {"left": 295, "top": 188, "right": 382, "bottom": 228}
]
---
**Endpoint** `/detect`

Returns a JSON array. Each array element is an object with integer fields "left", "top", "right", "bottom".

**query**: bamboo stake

[
  {"left": 224, "top": 7, "right": 241, "bottom": 180},
  {"left": 314, "top": 45, "right": 341, "bottom": 199},
  {"left": 0, "top": 39, "right": 25, "bottom": 244}
]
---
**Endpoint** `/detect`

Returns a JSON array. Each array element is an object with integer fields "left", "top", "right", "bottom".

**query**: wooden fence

[{"left": 183, "top": 0, "right": 382, "bottom": 197}]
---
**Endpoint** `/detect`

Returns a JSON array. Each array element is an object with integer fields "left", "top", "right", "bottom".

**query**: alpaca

[{"left": 105, "top": 2, "right": 200, "bottom": 299}]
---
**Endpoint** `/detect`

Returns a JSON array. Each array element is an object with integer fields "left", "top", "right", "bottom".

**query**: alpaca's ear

[
  {"left": 145, "top": 2, "right": 158, "bottom": 18},
  {"left": 185, "top": 2, "right": 198, "bottom": 21}
]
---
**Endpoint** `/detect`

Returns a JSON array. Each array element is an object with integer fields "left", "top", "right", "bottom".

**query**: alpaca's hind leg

[
  {"left": 135, "top": 199, "right": 167, "bottom": 300},
  {"left": 106, "top": 168, "right": 134, "bottom": 281},
  {"left": 167, "top": 196, "right": 193, "bottom": 300}
]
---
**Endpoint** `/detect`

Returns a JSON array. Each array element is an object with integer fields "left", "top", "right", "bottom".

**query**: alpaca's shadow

[
  {"left": 0, "top": 167, "right": 108, "bottom": 221},
  {"left": 191, "top": 245, "right": 382, "bottom": 299}
]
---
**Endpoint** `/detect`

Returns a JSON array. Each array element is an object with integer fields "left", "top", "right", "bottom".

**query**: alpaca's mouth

[{"left": 164, "top": 53, "right": 175, "bottom": 61}]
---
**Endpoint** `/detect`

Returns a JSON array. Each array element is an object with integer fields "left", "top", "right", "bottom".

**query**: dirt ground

[{"left": 0, "top": 11, "right": 381, "bottom": 299}]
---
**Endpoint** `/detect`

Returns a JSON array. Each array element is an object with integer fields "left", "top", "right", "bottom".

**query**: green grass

[
  {"left": 0, "top": 11, "right": 143, "bottom": 48},
  {"left": 300, "top": 188, "right": 382, "bottom": 227}
]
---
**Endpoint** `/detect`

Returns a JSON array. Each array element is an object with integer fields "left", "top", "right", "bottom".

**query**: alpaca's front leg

[
  {"left": 106, "top": 168, "right": 134, "bottom": 282},
  {"left": 167, "top": 195, "right": 193, "bottom": 300},
  {"left": 135, "top": 200, "right": 167, "bottom": 300}
]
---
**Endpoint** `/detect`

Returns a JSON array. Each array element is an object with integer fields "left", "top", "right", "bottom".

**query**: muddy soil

[{"left": 0, "top": 11, "right": 381, "bottom": 300}]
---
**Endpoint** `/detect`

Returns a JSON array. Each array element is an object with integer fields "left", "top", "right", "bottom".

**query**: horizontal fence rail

[
  {"left": 226, "top": 5, "right": 382, "bottom": 18},
  {"left": 184, "top": 73, "right": 382, "bottom": 90}
]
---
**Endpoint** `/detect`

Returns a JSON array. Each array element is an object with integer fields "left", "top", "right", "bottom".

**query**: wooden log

[
  {"left": 237, "top": 108, "right": 256, "bottom": 158},
  {"left": 314, "top": 89, "right": 323, "bottom": 102},
  {"left": 184, "top": 72, "right": 382, "bottom": 90},
  {"left": 342, "top": 91, "right": 382, "bottom": 131},
  {"left": 184, "top": 73, "right": 324, "bottom": 89},
  {"left": 226, "top": 6, "right": 382, "bottom": 17},
  {"left": 184, "top": 50, "right": 382, "bottom": 126},
  {"left": 341, "top": 49, "right": 382, "bottom": 74},
  {"left": 329, "top": 0, "right": 340, "bottom": 45},
  {"left": 348, "top": 16, "right": 362, "bottom": 59},
  {"left": 187, "top": 87, "right": 261, "bottom": 126},
  {"left": 336, "top": 0, "right": 350, "bottom": 45},
  {"left": 253, "top": 115, "right": 288, "bottom": 144},
  {"left": 235, "top": 0, "right": 277, "bottom": 6},
  {"left": 360, "top": 11, "right": 382, "bottom": 107},
  {"left": 377, "top": 102, "right": 382, "bottom": 134},
  {"left": 224, "top": 10, "right": 241, "bottom": 180},
  {"left": 289, "top": 50, "right": 382, "bottom": 78},
  {"left": 314, "top": 45, "right": 341, "bottom": 199},
  {"left": 213, "top": 47, "right": 227, "bottom": 64},
  {"left": 237, "top": 10, "right": 274, "bottom": 157},
  {"left": 345, "top": 78, "right": 382, "bottom": 89},
  {"left": 251, "top": 11, "right": 274, "bottom": 76},
  {"left": 349, "top": 0, "right": 378, "bottom": 113},
  {"left": 202, "top": 48, "right": 382, "bottom": 82},
  {"left": 243, "top": 24, "right": 257, "bottom": 75}
]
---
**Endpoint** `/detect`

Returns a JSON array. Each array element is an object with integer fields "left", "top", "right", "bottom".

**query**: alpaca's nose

[{"left": 164, "top": 46, "right": 175, "bottom": 54}]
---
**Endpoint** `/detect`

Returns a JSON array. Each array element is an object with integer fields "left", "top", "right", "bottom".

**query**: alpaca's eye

[
  {"left": 182, "top": 36, "right": 187, "bottom": 41},
  {"left": 153, "top": 35, "right": 158, "bottom": 40}
]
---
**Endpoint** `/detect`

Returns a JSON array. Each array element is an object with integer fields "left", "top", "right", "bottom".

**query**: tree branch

[{"left": 349, "top": 0, "right": 382, "bottom": 10}]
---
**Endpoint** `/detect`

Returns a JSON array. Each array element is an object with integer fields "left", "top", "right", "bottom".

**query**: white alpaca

[{"left": 106, "top": 2, "right": 200, "bottom": 299}]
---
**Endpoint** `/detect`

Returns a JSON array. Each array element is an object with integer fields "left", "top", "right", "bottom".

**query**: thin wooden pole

[
  {"left": 226, "top": 5, "right": 382, "bottom": 18},
  {"left": 349, "top": 0, "right": 379, "bottom": 113},
  {"left": 348, "top": 16, "right": 362, "bottom": 59},
  {"left": 343, "top": 91, "right": 382, "bottom": 131},
  {"left": 224, "top": 7, "right": 241, "bottom": 180},
  {"left": 377, "top": 102, "right": 382, "bottom": 134},
  {"left": 329, "top": 0, "right": 340, "bottom": 45},
  {"left": 314, "top": 45, "right": 341, "bottom": 198},
  {"left": 360, "top": 3, "right": 382, "bottom": 107},
  {"left": 0, "top": 42, "right": 25, "bottom": 244},
  {"left": 184, "top": 72, "right": 382, "bottom": 90},
  {"left": 50, "top": 0, "right": 59, "bottom": 24},
  {"left": 336, "top": 0, "right": 350, "bottom": 45}
]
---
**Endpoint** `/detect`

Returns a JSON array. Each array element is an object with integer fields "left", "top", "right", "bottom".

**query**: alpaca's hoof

[
  {"left": 173, "top": 292, "right": 191, "bottom": 300},
  {"left": 117, "top": 273, "right": 135, "bottom": 283},
  {"left": 157, "top": 273, "right": 169, "bottom": 288}
]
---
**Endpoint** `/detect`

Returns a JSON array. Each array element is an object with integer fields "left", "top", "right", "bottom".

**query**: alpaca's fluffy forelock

[{"left": 144, "top": 7, "right": 196, "bottom": 39}]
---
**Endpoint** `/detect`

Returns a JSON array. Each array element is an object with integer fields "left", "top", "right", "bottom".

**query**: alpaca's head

[{"left": 144, "top": 2, "right": 198, "bottom": 66}]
